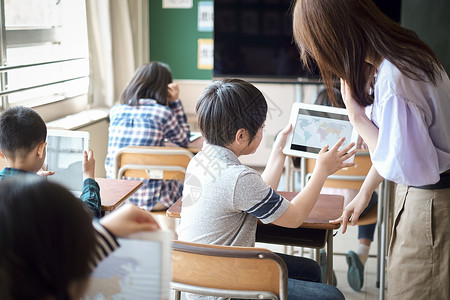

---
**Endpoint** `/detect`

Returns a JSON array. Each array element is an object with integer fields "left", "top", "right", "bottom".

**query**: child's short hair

[
  {"left": 196, "top": 79, "right": 267, "bottom": 146},
  {"left": 0, "top": 106, "right": 47, "bottom": 159}
]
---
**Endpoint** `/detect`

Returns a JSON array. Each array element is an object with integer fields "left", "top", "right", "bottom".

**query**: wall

[{"left": 401, "top": 0, "right": 450, "bottom": 74}]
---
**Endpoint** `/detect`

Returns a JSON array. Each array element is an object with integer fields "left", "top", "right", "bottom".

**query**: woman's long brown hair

[{"left": 292, "top": 0, "right": 444, "bottom": 107}]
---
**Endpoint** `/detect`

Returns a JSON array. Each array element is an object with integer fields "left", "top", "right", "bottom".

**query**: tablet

[
  {"left": 283, "top": 103, "right": 358, "bottom": 160},
  {"left": 84, "top": 230, "right": 172, "bottom": 300},
  {"left": 46, "top": 129, "right": 90, "bottom": 195}
]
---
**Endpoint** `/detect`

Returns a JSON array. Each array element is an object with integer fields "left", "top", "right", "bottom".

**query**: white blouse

[{"left": 369, "top": 59, "right": 450, "bottom": 186}]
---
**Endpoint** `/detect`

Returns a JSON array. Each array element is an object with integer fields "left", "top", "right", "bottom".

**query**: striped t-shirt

[{"left": 178, "top": 143, "right": 290, "bottom": 247}]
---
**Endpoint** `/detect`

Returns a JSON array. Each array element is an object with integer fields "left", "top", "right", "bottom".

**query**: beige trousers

[{"left": 388, "top": 185, "right": 450, "bottom": 299}]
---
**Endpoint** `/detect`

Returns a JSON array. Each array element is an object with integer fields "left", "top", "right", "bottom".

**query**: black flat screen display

[
  {"left": 213, "top": 0, "right": 401, "bottom": 83},
  {"left": 213, "top": 0, "right": 320, "bottom": 83}
]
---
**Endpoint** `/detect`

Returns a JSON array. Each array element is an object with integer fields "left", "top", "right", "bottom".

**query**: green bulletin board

[{"left": 149, "top": 1, "right": 213, "bottom": 80}]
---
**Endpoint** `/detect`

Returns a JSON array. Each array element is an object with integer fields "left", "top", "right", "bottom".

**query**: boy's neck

[{"left": 5, "top": 154, "right": 42, "bottom": 173}]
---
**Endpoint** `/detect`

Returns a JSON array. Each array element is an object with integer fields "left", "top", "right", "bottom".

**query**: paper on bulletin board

[
  {"left": 162, "top": 0, "right": 192, "bottom": 9},
  {"left": 197, "top": 39, "right": 213, "bottom": 70},
  {"left": 198, "top": 1, "right": 213, "bottom": 32}
]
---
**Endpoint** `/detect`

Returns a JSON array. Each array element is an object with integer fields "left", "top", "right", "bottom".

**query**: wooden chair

[
  {"left": 113, "top": 146, "right": 193, "bottom": 181},
  {"left": 172, "top": 240, "right": 288, "bottom": 300},
  {"left": 113, "top": 146, "right": 194, "bottom": 233}
]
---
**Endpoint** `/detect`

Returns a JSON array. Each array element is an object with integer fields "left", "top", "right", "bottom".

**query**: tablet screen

[
  {"left": 46, "top": 130, "right": 89, "bottom": 193},
  {"left": 283, "top": 103, "right": 357, "bottom": 159},
  {"left": 291, "top": 108, "right": 353, "bottom": 154},
  {"left": 84, "top": 231, "right": 172, "bottom": 300}
]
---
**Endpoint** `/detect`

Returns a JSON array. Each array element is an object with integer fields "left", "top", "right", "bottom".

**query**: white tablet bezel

[
  {"left": 282, "top": 102, "right": 358, "bottom": 159},
  {"left": 126, "top": 230, "right": 172, "bottom": 299},
  {"left": 45, "top": 129, "right": 90, "bottom": 192},
  {"left": 85, "top": 230, "right": 172, "bottom": 300}
]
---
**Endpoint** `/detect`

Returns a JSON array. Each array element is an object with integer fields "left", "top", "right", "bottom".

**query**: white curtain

[{"left": 85, "top": 0, "right": 136, "bottom": 107}]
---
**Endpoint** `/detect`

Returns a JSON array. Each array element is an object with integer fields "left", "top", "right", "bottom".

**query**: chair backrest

[
  {"left": 172, "top": 240, "right": 288, "bottom": 300},
  {"left": 113, "top": 146, "right": 194, "bottom": 180},
  {"left": 304, "top": 150, "right": 372, "bottom": 189}
]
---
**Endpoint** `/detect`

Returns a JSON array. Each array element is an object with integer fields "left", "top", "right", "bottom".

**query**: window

[{"left": 0, "top": 0, "right": 89, "bottom": 110}]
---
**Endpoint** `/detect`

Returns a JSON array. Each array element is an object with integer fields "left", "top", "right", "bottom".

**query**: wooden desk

[
  {"left": 165, "top": 136, "right": 204, "bottom": 154},
  {"left": 96, "top": 178, "right": 143, "bottom": 212},
  {"left": 167, "top": 191, "right": 343, "bottom": 284},
  {"left": 186, "top": 136, "right": 204, "bottom": 153}
]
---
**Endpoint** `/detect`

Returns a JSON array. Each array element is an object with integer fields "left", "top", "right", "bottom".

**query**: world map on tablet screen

[
  {"left": 84, "top": 239, "right": 167, "bottom": 300},
  {"left": 292, "top": 114, "right": 353, "bottom": 151}
]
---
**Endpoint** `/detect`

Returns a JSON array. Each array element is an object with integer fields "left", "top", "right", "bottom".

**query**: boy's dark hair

[
  {"left": 0, "top": 106, "right": 47, "bottom": 160},
  {"left": 0, "top": 176, "right": 96, "bottom": 299},
  {"left": 120, "top": 61, "right": 173, "bottom": 106},
  {"left": 196, "top": 79, "right": 267, "bottom": 146}
]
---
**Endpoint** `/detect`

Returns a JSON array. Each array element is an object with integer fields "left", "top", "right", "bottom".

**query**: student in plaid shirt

[{"left": 105, "top": 62, "right": 190, "bottom": 212}]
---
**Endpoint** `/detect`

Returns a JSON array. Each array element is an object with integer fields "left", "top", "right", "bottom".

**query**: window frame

[{"left": 0, "top": 0, "right": 90, "bottom": 112}]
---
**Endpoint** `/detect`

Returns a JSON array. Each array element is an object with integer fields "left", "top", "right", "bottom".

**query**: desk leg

[{"left": 326, "top": 229, "right": 333, "bottom": 285}]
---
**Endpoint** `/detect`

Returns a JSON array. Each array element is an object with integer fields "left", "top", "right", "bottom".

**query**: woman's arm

[
  {"left": 330, "top": 165, "right": 384, "bottom": 233},
  {"left": 340, "top": 79, "right": 379, "bottom": 153}
]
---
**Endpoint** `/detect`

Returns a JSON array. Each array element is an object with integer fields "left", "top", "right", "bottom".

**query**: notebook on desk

[
  {"left": 189, "top": 131, "right": 202, "bottom": 142},
  {"left": 46, "top": 129, "right": 90, "bottom": 197},
  {"left": 84, "top": 230, "right": 172, "bottom": 300}
]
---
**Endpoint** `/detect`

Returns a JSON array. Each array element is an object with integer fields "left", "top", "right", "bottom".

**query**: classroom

[{"left": 0, "top": 0, "right": 449, "bottom": 299}]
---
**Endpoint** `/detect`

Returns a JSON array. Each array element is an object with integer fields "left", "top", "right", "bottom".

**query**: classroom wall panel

[
  {"left": 149, "top": 0, "right": 213, "bottom": 80},
  {"left": 401, "top": 0, "right": 450, "bottom": 74}
]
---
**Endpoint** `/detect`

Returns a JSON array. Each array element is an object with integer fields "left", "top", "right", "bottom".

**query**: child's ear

[
  {"left": 36, "top": 142, "right": 47, "bottom": 158},
  {"left": 235, "top": 128, "right": 248, "bottom": 145},
  {"left": 0, "top": 150, "right": 5, "bottom": 159}
]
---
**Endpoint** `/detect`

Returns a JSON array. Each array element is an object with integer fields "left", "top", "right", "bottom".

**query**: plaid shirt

[
  {"left": 0, "top": 167, "right": 102, "bottom": 218},
  {"left": 104, "top": 98, "right": 190, "bottom": 210}
]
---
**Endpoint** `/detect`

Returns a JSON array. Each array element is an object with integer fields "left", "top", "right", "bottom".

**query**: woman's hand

[
  {"left": 314, "top": 137, "right": 357, "bottom": 177},
  {"left": 330, "top": 191, "right": 372, "bottom": 233},
  {"left": 167, "top": 83, "right": 180, "bottom": 103},
  {"left": 340, "top": 79, "right": 366, "bottom": 122}
]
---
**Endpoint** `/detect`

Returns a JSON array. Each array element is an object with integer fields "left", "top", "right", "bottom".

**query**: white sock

[{"left": 356, "top": 244, "right": 370, "bottom": 265}]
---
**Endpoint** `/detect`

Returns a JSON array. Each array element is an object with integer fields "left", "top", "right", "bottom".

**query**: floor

[{"left": 254, "top": 222, "right": 383, "bottom": 300}]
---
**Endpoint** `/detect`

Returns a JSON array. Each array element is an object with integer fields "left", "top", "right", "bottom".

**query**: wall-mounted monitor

[
  {"left": 213, "top": 0, "right": 320, "bottom": 83},
  {"left": 213, "top": 0, "right": 402, "bottom": 83}
]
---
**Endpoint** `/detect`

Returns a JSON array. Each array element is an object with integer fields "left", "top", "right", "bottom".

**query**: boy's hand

[
  {"left": 100, "top": 203, "right": 160, "bottom": 237},
  {"left": 273, "top": 123, "right": 292, "bottom": 154},
  {"left": 37, "top": 168, "right": 55, "bottom": 177},
  {"left": 83, "top": 149, "right": 95, "bottom": 180},
  {"left": 314, "top": 137, "right": 356, "bottom": 177},
  {"left": 167, "top": 83, "right": 180, "bottom": 103}
]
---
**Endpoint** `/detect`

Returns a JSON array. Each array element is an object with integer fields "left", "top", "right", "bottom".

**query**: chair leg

[{"left": 174, "top": 290, "right": 181, "bottom": 300}]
